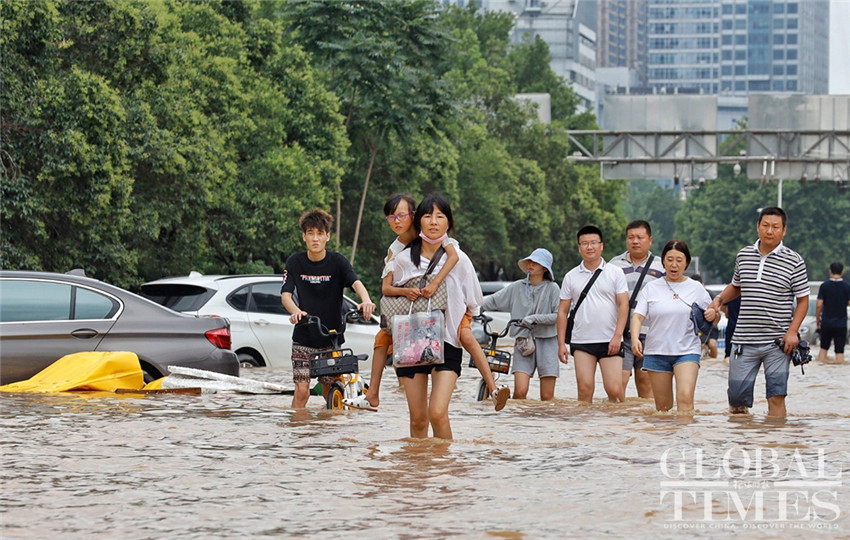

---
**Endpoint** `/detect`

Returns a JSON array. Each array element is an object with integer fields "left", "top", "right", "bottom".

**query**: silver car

[
  {"left": 0, "top": 271, "right": 239, "bottom": 384},
  {"left": 798, "top": 295, "right": 820, "bottom": 346}
]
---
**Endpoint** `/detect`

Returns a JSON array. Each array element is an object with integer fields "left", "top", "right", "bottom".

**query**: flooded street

[{"left": 2, "top": 350, "right": 848, "bottom": 539}]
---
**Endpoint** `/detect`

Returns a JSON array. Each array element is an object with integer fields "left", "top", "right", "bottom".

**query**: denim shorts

[
  {"left": 727, "top": 342, "right": 790, "bottom": 408},
  {"left": 642, "top": 354, "right": 700, "bottom": 374}
]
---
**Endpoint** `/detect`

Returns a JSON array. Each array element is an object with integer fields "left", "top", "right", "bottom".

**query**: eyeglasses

[
  {"left": 578, "top": 240, "right": 602, "bottom": 248},
  {"left": 385, "top": 212, "right": 411, "bottom": 223}
]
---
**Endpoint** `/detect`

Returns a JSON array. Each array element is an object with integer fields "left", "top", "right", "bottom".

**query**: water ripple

[{"left": 2, "top": 358, "right": 848, "bottom": 538}]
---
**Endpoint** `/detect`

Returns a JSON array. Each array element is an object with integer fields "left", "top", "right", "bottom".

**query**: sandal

[
  {"left": 491, "top": 386, "right": 510, "bottom": 412},
  {"left": 342, "top": 394, "right": 377, "bottom": 411}
]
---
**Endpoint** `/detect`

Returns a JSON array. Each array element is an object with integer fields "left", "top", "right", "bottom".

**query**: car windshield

[{"left": 141, "top": 284, "right": 215, "bottom": 312}]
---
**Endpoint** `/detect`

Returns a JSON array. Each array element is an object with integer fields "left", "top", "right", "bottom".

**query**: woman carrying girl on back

[
  {"left": 357, "top": 194, "right": 507, "bottom": 412},
  {"left": 385, "top": 194, "right": 500, "bottom": 439}
]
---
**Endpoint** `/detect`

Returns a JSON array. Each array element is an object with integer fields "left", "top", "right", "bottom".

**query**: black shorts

[
  {"left": 571, "top": 342, "right": 625, "bottom": 359},
  {"left": 396, "top": 343, "right": 463, "bottom": 379},
  {"left": 820, "top": 326, "right": 847, "bottom": 354}
]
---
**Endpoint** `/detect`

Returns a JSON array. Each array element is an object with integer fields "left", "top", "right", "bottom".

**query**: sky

[{"left": 830, "top": 0, "right": 850, "bottom": 94}]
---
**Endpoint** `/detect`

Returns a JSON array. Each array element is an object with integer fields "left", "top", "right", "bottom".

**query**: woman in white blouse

[
  {"left": 630, "top": 240, "right": 711, "bottom": 413},
  {"left": 388, "top": 194, "right": 484, "bottom": 439}
]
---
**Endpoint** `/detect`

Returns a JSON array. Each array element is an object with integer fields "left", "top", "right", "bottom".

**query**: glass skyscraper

[
  {"left": 597, "top": 0, "right": 649, "bottom": 87},
  {"left": 646, "top": 0, "right": 829, "bottom": 95}
]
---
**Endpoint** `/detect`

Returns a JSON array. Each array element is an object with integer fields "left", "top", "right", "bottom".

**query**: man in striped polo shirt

[
  {"left": 610, "top": 220, "right": 666, "bottom": 398},
  {"left": 705, "top": 207, "right": 809, "bottom": 418}
]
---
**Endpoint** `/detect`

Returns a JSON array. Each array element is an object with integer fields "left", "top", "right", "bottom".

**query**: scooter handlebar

[{"left": 474, "top": 314, "right": 526, "bottom": 338}]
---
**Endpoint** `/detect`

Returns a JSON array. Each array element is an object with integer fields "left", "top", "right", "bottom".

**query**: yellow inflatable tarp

[
  {"left": 0, "top": 351, "right": 145, "bottom": 393},
  {"left": 143, "top": 377, "right": 166, "bottom": 390}
]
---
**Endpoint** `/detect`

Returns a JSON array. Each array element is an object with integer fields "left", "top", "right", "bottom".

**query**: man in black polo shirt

[
  {"left": 705, "top": 207, "right": 809, "bottom": 419},
  {"left": 816, "top": 262, "right": 850, "bottom": 364}
]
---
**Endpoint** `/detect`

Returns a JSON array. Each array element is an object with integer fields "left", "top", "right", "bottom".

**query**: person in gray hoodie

[{"left": 481, "top": 249, "right": 561, "bottom": 400}]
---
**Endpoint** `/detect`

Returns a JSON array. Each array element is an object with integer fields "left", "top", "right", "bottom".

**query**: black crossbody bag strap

[
  {"left": 629, "top": 254, "right": 654, "bottom": 309},
  {"left": 418, "top": 246, "right": 446, "bottom": 288},
  {"left": 565, "top": 268, "right": 602, "bottom": 345},
  {"left": 571, "top": 267, "right": 603, "bottom": 318}
]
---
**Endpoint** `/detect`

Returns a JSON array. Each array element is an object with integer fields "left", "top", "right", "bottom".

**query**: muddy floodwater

[{"left": 2, "top": 350, "right": 848, "bottom": 539}]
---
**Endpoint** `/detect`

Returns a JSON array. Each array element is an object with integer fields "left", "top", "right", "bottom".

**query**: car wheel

[{"left": 237, "top": 352, "right": 262, "bottom": 368}]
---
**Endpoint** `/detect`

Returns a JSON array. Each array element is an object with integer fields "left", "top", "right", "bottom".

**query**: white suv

[{"left": 141, "top": 273, "right": 379, "bottom": 368}]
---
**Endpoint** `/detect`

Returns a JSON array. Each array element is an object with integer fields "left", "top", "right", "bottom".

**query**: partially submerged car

[
  {"left": 141, "top": 273, "right": 379, "bottom": 368},
  {"left": 0, "top": 271, "right": 239, "bottom": 384}
]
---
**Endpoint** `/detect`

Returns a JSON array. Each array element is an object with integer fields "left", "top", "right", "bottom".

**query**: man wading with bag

[
  {"left": 481, "top": 249, "right": 561, "bottom": 400},
  {"left": 705, "top": 207, "right": 809, "bottom": 419},
  {"left": 609, "top": 220, "right": 666, "bottom": 398},
  {"left": 557, "top": 226, "right": 629, "bottom": 403}
]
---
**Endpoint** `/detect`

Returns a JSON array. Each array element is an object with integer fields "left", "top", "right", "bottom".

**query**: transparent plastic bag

[{"left": 392, "top": 301, "right": 445, "bottom": 368}]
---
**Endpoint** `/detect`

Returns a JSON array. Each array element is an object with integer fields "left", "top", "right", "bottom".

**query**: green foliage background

[{"left": 2, "top": 1, "right": 847, "bottom": 294}]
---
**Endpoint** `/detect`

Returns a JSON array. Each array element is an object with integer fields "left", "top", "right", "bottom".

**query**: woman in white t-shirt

[
  {"left": 631, "top": 240, "right": 711, "bottom": 413},
  {"left": 385, "top": 195, "right": 487, "bottom": 439}
]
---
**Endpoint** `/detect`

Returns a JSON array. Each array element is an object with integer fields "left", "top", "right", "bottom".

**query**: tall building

[
  {"left": 646, "top": 0, "right": 829, "bottom": 96},
  {"left": 596, "top": 0, "right": 649, "bottom": 87},
  {"left": 468, "top": 0, "right": 599, "bottom": 111}
]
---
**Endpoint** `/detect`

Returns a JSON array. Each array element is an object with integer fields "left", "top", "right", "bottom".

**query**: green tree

[
  {"left": 1, "top": 0, "right": 349, "bottom": 285},
  {"left": 622, "top": 179, "right": 682, "bottom": 253},
  {"left": 281, "top": 0, "right": 456, "bottom": 264},
  {"left": 508, "top": 34, "right": 581, "bottom": 125},
  {"left": 1, "top": 1, "right": 137, "bottom": 284},
  {"left": 500, "top": 31, "right": 626, "bottom": 275},
  {"left": 677, "top": 167, "right": 850, "bottom": 283}
]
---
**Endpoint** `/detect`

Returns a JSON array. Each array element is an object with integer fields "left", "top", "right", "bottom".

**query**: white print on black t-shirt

[{"left": 301, "top": 274, "right": 331, "bottom": 284}]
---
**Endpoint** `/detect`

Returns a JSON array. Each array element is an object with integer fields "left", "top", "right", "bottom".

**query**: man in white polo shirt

[
  {"left": 557, "top": 225, "right": 629, "bottom": 403},
  {"left": 705, "top": 207, "right": 809, "bottom": 419}
]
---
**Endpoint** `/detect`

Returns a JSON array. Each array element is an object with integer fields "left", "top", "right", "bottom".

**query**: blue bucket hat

[{"left": 518, "top": 248, "right": 555, "bottom": 280}]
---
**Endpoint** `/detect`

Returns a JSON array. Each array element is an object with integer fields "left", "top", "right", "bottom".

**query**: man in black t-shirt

[
  {"left": 816, "top": 262, "right": 850, "bottom": 364},
  {"left": 281, "top": 208, "right": 375, "bottom": 408}
]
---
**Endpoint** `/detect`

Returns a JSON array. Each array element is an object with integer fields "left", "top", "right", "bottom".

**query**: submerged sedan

[{"left": 0, "top": 271, "right": 239, "bottom": 384}]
